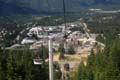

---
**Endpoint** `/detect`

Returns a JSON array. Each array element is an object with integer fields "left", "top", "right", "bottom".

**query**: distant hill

[
  {"left": 0, "top": 0, "right": 120, "bottom": 15},
  {"left": 0, "top": 1, "right": 41, "bottom": 15}
]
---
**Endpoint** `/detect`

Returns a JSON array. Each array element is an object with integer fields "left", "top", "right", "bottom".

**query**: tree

[
  {"left": 38, "top": 45, "right": 49, "bottom": 61},
  {"left": 58, "top": 43, "right": 65, "bottom": 60},
  {"left": 75, "top": 39, "right": 120, "bottom": 80},
  {"left": 67, "top": 46, "right": 75, "bottom": 55},
  {"left": 0, "top": 48, "right": 49, "bottom": 80}
]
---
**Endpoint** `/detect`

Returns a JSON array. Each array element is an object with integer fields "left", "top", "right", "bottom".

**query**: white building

[{"left": 21, "top": 37, "right": 36, "bottom": 44}]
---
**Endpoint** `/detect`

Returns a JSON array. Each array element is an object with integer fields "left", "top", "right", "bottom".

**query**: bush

[{"left": 67, "top": 46, "right": 75, "bottom": 55}]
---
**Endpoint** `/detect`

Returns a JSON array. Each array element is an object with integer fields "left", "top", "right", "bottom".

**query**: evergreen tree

[
  {"left": 75, "top": 39, "right": 120, "bottom": 80},
  {"left": 58, "top": 43, "right": 65, "bottom": 60},
  {"left": 0, "top": 48, "right": 49, "bottom": 80},
  {"left": 67, "top": 46, "right": 75, "bottom": 55},
  {"left": 39, "top": 45, "right": 49, "bottom": 61}
]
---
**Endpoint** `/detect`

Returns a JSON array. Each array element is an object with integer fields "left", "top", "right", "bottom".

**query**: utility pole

[{"left": 49, "top": 36, "right": 53, "bottom": 80}]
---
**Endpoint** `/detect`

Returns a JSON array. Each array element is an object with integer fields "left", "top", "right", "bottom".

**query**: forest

[
  {"left": 75, "top": 38, "right": 120, "bottom": 80},
  {"left": 73, "top": 13, "right": 120, "bottom": 80},
  {"left": 0, "top": 48, "right": 49, "bottom": 80}
]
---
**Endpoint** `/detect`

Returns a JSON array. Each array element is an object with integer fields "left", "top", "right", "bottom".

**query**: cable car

[
  {"left": 33, "top": 49, "right": 43, "bottom": 65},
  {"left": 33, "top": 58, "right": 43, "bottom": 65}
]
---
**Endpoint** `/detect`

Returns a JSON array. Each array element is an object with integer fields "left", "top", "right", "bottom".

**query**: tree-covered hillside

[
  {"left": 75, "top": 38, "right": 120, "bottom": 80},
  {"left": 0, "top": 48, "right": 49, "bottom": 80},
  {"left": 85, "top": 13, "right": 120, "bottom": 44}
]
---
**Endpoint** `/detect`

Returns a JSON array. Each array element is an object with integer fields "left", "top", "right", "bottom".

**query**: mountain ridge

[{"left": 0, "top": 0, "right": 120, "bottom": 15}]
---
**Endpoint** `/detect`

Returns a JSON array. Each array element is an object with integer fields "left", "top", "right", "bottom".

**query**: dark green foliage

[
  {"left": 39, "top": 45, "right": 49, "bottom": 61},
  {"left": 96, "top": 35, "right": 105, "bottom": 43},
  {"left": 76, "top": 63, "right": 93, "bottom": 80},
  {"left": 58, "top": 43, "right": 65, "bottom": 60},
  {"left": 53, "top": 62, "right": 62, "bottom": 80},
  {"left": 75, "top": 39, "right": 120, "bottom": 80},
  {"left": 0, "top": 48, "right": 49, "bottom": 80},
  {"left": 33, "top": 64, "right": 49, "bottom": 80},
  {"left": 67, "top": 46, "right": 75, "bottom": 55},
  {"left": 87, "top": 13, "right": 120, "bottom": 44}
]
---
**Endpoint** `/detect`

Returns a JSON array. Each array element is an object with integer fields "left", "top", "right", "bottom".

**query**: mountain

[
  {"left": 0, "top": 0, "right": 120, "bottom": 15},
  {"left": 0, "top": 0, "right": 40, "bottom": 15}
]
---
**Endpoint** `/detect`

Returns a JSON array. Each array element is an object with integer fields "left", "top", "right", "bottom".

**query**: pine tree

[
  {"left": 39, "top": 45, "right": 49, "bottom": 61},
  {"left": 75, "top": 39, "right": 120, "bottom": 80},
  {"left": 67, "top": 46, "right": 75, "bottom": 55},
  {"left": 58, "top": 43, "right": 65, "bottom": 60}
]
